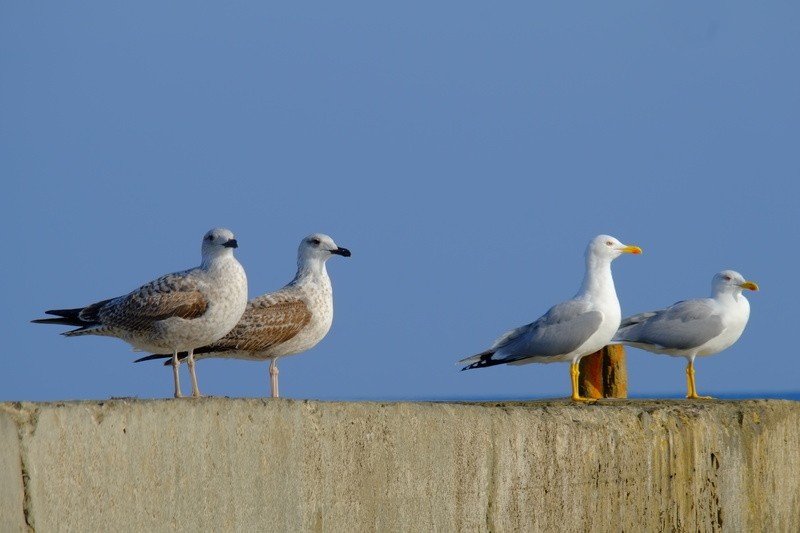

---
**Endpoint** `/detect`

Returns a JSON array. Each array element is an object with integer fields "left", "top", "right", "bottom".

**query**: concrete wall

[{"left": 1, "top": 398, "right": 798, "bottom": 532}]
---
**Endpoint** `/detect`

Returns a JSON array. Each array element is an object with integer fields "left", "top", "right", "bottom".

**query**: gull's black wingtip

[
  {"left": 459, "top": 350, "right": 500, "bottom": 371},
  {"left": 32, "top": 308, "right": 85, "bottom": 327},
  {"left": 133, "top": 353, "right": 172, "bottom": 364}
]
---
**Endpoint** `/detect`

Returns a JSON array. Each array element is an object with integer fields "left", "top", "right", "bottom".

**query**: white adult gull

[
  {"left": 459, "top": 234, "right": 642, "bottom": 402},
  {"left": 33, "top": 228, "right": 248, "bottom": 398},
  {"left": 610, "top": 270, "right": 759, "bottom": 399},
  {"left": 135, "top": 233, "right": 351, "bottom": 398}
]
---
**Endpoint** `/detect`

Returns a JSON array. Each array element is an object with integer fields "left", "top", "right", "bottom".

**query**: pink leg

[
  {"left": 269, "top": 358, "right": 280, "bottom": 398},
  {"left": 172, "top": 350, "right": 183, "bottom": 398},
  {"left": 187, "top": 350, "right": 203, "bottom": 398}
]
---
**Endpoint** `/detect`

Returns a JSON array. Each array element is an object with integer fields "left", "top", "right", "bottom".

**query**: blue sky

[{"left": 2, "top": 2, "right": 798, "bottom": 402}]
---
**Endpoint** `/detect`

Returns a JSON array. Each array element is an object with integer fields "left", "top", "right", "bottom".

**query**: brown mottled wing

[
  {"left": 199, "top": 298, "right": 311, "bottom": 355},
  {"left": 87, "top": 272, "right": 208, "bottom": 332}
]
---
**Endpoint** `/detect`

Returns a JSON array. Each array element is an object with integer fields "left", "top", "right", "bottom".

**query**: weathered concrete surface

[
  {"left": 0, "top": 399, "right": 798, "bottom": 533},
  {"left": 0, "top": 411, "right": 25, "bottom": 532}
]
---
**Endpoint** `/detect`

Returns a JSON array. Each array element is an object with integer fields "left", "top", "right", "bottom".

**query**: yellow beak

[
  {"left": 619, "top": 244, "right": 642, "bottom": 255},
  {"left": 739, "top": 281, "right": 759, "bottom": 291}
]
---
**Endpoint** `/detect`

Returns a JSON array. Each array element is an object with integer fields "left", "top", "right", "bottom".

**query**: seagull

[
  {"left": 33, "top": 228, "right": 248, "bottom": 398},
  {"left": 611, "top": 270, "right": 759, "bottom": 399},
  {"left": 459, "top": 234, "right": 642, "bottom": 402},
  {"left": 134, "top": 233, "right": 351, "bottom": 398}
]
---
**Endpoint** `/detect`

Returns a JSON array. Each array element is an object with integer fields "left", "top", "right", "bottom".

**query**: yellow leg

[
  {"left": 570, "top": 362, "right": 592, "bottom": 402},
  {"left": 685, "top": 359, "right": 713, "bottom": 400}
]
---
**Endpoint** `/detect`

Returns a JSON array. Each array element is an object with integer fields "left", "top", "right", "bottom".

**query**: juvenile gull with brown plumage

[
  {"left": 33, "top": 228, "right": 248, "bottom": 398},
  {"left": 136, "top": 233, "right": 350, "bottom": 398},
  {"left": 459, "top": 234, "right": 641, "bottom": 401}
]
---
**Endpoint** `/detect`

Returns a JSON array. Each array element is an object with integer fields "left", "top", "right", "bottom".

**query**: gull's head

[
  {"left": 201, "top": 228, "right": 239, "bottom": 259},
  {"left": 587, "top": 234, "right": 642, "bottom": 262},
  {"left": 712, "top": 270, "right": 759, "bottom": 296},
  {"left": 299, "top": 233, "right": 351, "bottom": 264}
]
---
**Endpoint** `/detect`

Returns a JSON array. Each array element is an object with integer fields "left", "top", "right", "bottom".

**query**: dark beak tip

[
  {"left": 337, "top": 247, "right": 352, "bottom": 257},
  {"left": 225, "top": 239, "right": 239, "bottom": 249}
]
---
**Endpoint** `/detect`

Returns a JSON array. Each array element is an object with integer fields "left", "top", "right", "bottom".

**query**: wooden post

[{"left": 578, "top": 345, "right": 628, "bottom": 399}]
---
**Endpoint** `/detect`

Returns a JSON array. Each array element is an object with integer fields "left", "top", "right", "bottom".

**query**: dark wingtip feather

[
  {"left": 134, "top": 352, "right": 190, "bottom": 366},
  {"left": 32, "top": 308, "right": 86, "bottom": 327},
  {"left": 133, "top": 353, "right": 173, "bottom": 364},
  {"left": 460, "top": 351, "right": 497, "bottom": 371},
  {"left": 31, "top": 317, "right": 79, "bottom": 326}
]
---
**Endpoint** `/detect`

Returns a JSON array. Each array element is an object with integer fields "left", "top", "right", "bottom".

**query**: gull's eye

[
  {"left": 606, "top": 241, "right": 614, "bottom": 246},
  {"left": 723, "top": 275, "right": 732, "bottom": 281},
  {"left": 311, "top": 238, "right": 321, "bottom": 246}
]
